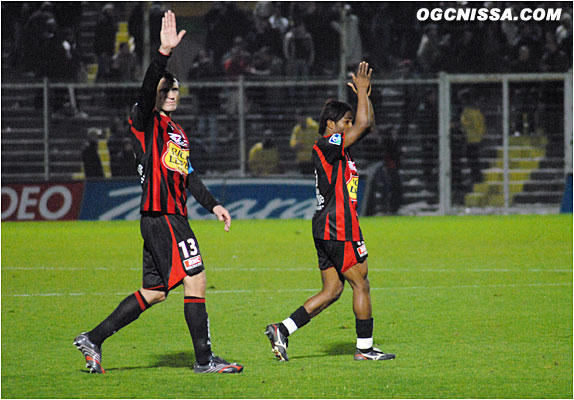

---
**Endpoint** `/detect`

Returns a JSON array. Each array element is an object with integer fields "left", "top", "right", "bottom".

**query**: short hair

[
  {"left": 156, "top": 71, "right": 179, "bottom": 106},
  {"left": 318, "top": 99, "right": 354, "bottom": 135},
  {"left": 159, "top": 71, "right": 179, "bottom": 92}
]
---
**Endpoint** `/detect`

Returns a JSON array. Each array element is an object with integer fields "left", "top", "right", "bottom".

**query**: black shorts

[
  {"left": 140, "top": 213, "right": 205, "bottom": 292},
  {"left": 314, "top": 238, "right": 368, "bottom": 275}
]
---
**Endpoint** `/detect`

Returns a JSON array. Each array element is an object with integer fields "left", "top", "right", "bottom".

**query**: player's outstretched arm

[
  {"left": 343, "top": 62, "right": 375, "bottom": 149},
  {"left": 132, "top": 11, "right": 186, "bottom": 127},
  {"left": 159, "top": 10, "right": 186, "bottom": 55}
]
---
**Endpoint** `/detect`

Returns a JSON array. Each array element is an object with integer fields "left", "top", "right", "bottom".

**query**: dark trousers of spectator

[
  {"left": 96, "top": 53, "right": 112, "bottom": 82},
  {"left": 466, "top": 143, "right": 482, "bottom": 184}
]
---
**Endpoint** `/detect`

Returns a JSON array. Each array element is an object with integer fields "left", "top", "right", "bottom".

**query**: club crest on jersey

[
  {"left": 329, "top": 133, "right": 342, "bottom": 146},
  {"left": 167, "top": 123, "right": 188, "bottom": 147},
  {"left": 162, "top": 141, "right": 190, "bottom": 174}
]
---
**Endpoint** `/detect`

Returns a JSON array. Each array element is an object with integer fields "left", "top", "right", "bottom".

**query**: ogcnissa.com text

[{"left": 417, "top": 7, "right": 562, "bottom": 22}]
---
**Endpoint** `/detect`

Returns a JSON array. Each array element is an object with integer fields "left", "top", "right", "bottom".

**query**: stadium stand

[{"left": 1, "top": 2, "right": 572, "bottom": 213}]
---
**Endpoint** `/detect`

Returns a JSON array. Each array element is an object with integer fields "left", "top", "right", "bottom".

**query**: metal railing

[{"left": 2, "top": 71, "right": 572, "bottom": 214}]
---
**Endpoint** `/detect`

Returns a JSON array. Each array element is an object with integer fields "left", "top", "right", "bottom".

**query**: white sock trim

[
  {"left": 357, "top": 337, "right": 373, "bottom": 350},
  {"left": 282, "top": 318, "right": 298, "bottom": 335}
]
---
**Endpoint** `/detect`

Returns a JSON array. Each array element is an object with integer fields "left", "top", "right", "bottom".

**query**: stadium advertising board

[
  {"left": 78, "top": 179, "right": 364, "bottom": 221},
  {"left": 1, "top": 183, "right": 84, "bottom": 221}
]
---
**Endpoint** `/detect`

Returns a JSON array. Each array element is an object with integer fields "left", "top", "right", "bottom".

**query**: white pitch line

[
  {"left": 3, "top": 282, "right": 572, "bottom": 298},
  {"left": 2, "top": 266, "right": 572, "bottom": 273}
]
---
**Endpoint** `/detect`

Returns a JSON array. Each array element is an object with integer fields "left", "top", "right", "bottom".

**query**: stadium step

[{"left": 464, "top": 135, "right": 559, "bottom": 207}]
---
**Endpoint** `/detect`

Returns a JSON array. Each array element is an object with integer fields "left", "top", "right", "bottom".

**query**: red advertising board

[{"left": 1, "top": 183, "right": 85, "bottom": 221}]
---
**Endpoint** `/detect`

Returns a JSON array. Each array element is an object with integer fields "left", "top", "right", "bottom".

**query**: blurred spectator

[
  {"left": 537, "top": 31, "right": 568, "bottom": 136},
  {"left": 4, "top": 2, "right": 32, "bottom": 73},
  {"left": 416, "top": 90, "right": 438, "bottom": 190},
  {"left": 254, "top": 1, "right": 274, "bottom": 21},
  {"left": 248, "top": 130, "right": 280, "bottom": 176},
  {"left": 23, "top": 2, "right": 55, "bottom": 76},
  {"left": 223, "top": 37, "right": 251, "bottom": 78},
  {"left": 222, "top": 37, "right": 251, "bottom": 115},
  {"left": 111, "top": 42, "right": 139, "bottom": 82},
  {"left": 479, "top": 22, "right": 506, "bottom": 72},
  {"left": 370, "top": 3, "right": 394, "bottom": 70},
  {"left": 203, "top": 1, "right": 226, "bottom": 71},
  {"left": 109, "top": 137, "right": 137, "bottom": 177},
  {"left": 82, "top": 128, "right": 105, "bottom": 178},
  {"left": 302, "top": 2, "right": 339, "bottom": 75},
  {"left": 556, "top": 12, "right": 573, "bottom": 61},
  {"left": 149, "top": 3, "right": 164, "bottom": 59},
  {"left": 509, "top": 45, "right": 537, "bottom": 73},
  {"left": 189, "top": 48, "right": 220, "bottom": 156},
  {"left": 290, "top": 111, "right": 319, "bottom": 174},
  {"left": 108, "top": 116, "right": 137, "bottom": 177},
  {"left": 454, "top": 27, "right": 481, "bottom": 73},
  {"left": 330, "top": 3, "right": 363, "bottom": 72},
  {"left": 128, "top": 3, "right": 143, "bottom": 62},
  {"left": 540, "top": 30, "right": 569, "bottom": 72},
  {"left": 189, "top": 48, "right": 219, "bottom": 79},
  {"left": 251, "top": 46, "right": 283, "bottom": 76},
  {"left": 269, "top": 3, "right": 289, "bottom": 37},
  {"left": 283, "top": 17, "right": 314, "bottom": 78},
  {"left": 458, "top": 89, "right": 485, "bottom": 185},
  {"left": 205, "top": 2, "right": 250, "bottom": 71},
  {"left": 246, "top": 15, "right": 283, "bottom": 59},
  {"left": 517, "top": 23, "right": 543, "bottom": 64},
  {"left": 94, "top": 3, "right": 117, "bottom": 82},
  {"left": 416, "top": 24, "right": 442, "bottom": 75}
]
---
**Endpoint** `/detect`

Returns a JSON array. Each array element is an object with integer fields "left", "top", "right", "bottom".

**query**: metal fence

[{"left": 2, "top": 71, "right": 571, "bottom": 214}]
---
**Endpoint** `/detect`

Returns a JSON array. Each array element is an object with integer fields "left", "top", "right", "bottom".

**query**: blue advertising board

[{"left": 79, "top": 178, "right": 365, "bottom": 221}]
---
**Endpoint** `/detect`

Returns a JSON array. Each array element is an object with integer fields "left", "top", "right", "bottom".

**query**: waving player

[
  {"left": 265, "top": 62, "right": 395, "bottom": 361},
  {"left": 74, "top": 11, "right": 243, "bottom": 374}
]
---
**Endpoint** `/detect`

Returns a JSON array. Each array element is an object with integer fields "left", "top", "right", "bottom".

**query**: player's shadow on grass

[
  {"left": 101, "top": 352, "right": 194, "bottom": 372},
  {"left": 289, "top": 342, "right": 355, "bottom": 360},
  {"left": 152, "top": 351, "right": 194, "bottom": 368}
]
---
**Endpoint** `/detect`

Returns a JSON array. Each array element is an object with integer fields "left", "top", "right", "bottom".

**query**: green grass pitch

[{"left": 1, "top": 215, "right": 572, "bottom": 398}]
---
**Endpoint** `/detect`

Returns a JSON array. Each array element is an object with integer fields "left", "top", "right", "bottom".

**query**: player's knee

[
  {"left": 348, "top": 276, "right": 370, "bottom": 294},
  {"left": 327, "top": 284, "right": 344, "bottom": 302},
  {"left": 154, "top": 291, "right": 167, "bottom": 303},
  {"left": 142, "top": 289, "right": 167, "bottom": 304}
]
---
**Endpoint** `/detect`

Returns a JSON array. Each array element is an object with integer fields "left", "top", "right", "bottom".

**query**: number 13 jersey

[{"left": 312, "top": 132, "right": 363, "bottom": 242}]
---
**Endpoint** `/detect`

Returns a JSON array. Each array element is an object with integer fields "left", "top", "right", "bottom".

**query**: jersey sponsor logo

[
  {"left": 328, "top": 133, "right": 342, "bottom": 146},
  {"left": 346, "top": 176, "right": 358, "bottom": 201},
  {"left": 183, "top": 255, "right": 203, "bottom": 270},
  {"left": 347, "top": 159, "right": 357, "bottom": 173},
  {"left": 162, "top": 141, "right": 190, "bottom": 175},
  {"left": 357, "top": 241, "right": 367, "bottom": 257}
]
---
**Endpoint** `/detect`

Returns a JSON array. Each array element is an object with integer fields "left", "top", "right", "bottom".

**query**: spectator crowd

[{"left": 2, "top": 1, "right": 572, "bottom": 83}]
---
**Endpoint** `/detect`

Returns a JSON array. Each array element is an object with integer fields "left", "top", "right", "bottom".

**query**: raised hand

[
  {"left": 159, "top": 10, "right": 186, "bottom": 54},
  {"left": 347, "top": 61, "right": 372, "bottom": 96}
]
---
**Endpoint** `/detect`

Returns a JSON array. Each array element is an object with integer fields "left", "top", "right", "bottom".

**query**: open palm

[{"left": 160, "top": 10, "right": 186, "bottom": 51}]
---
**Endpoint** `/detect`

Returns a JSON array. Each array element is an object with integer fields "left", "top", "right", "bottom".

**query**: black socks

[
  {"left": 184, "top": 296, "right": 212, "bottom": 365},
  {"left": 88, "top": 291, "right": 151, "bottom": 347}
]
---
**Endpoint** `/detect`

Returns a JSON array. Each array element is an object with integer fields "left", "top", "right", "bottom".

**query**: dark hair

[
  {"left": 159, "top": 71, "right": 179, "bottom": 92},
  {"left": 156, "top": 71, "right": 179, "bottom": 106},
  {"left": 318, "top": 99, "right": 354, "bottom": 134}
]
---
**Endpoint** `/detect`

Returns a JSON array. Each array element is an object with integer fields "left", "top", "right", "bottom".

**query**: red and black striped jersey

[
  {"left": 128, "top": 51, "right": 196, "bottom": 216},
  {"left": 312, "top": 132, "right": 363, "bottom": 241}
]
